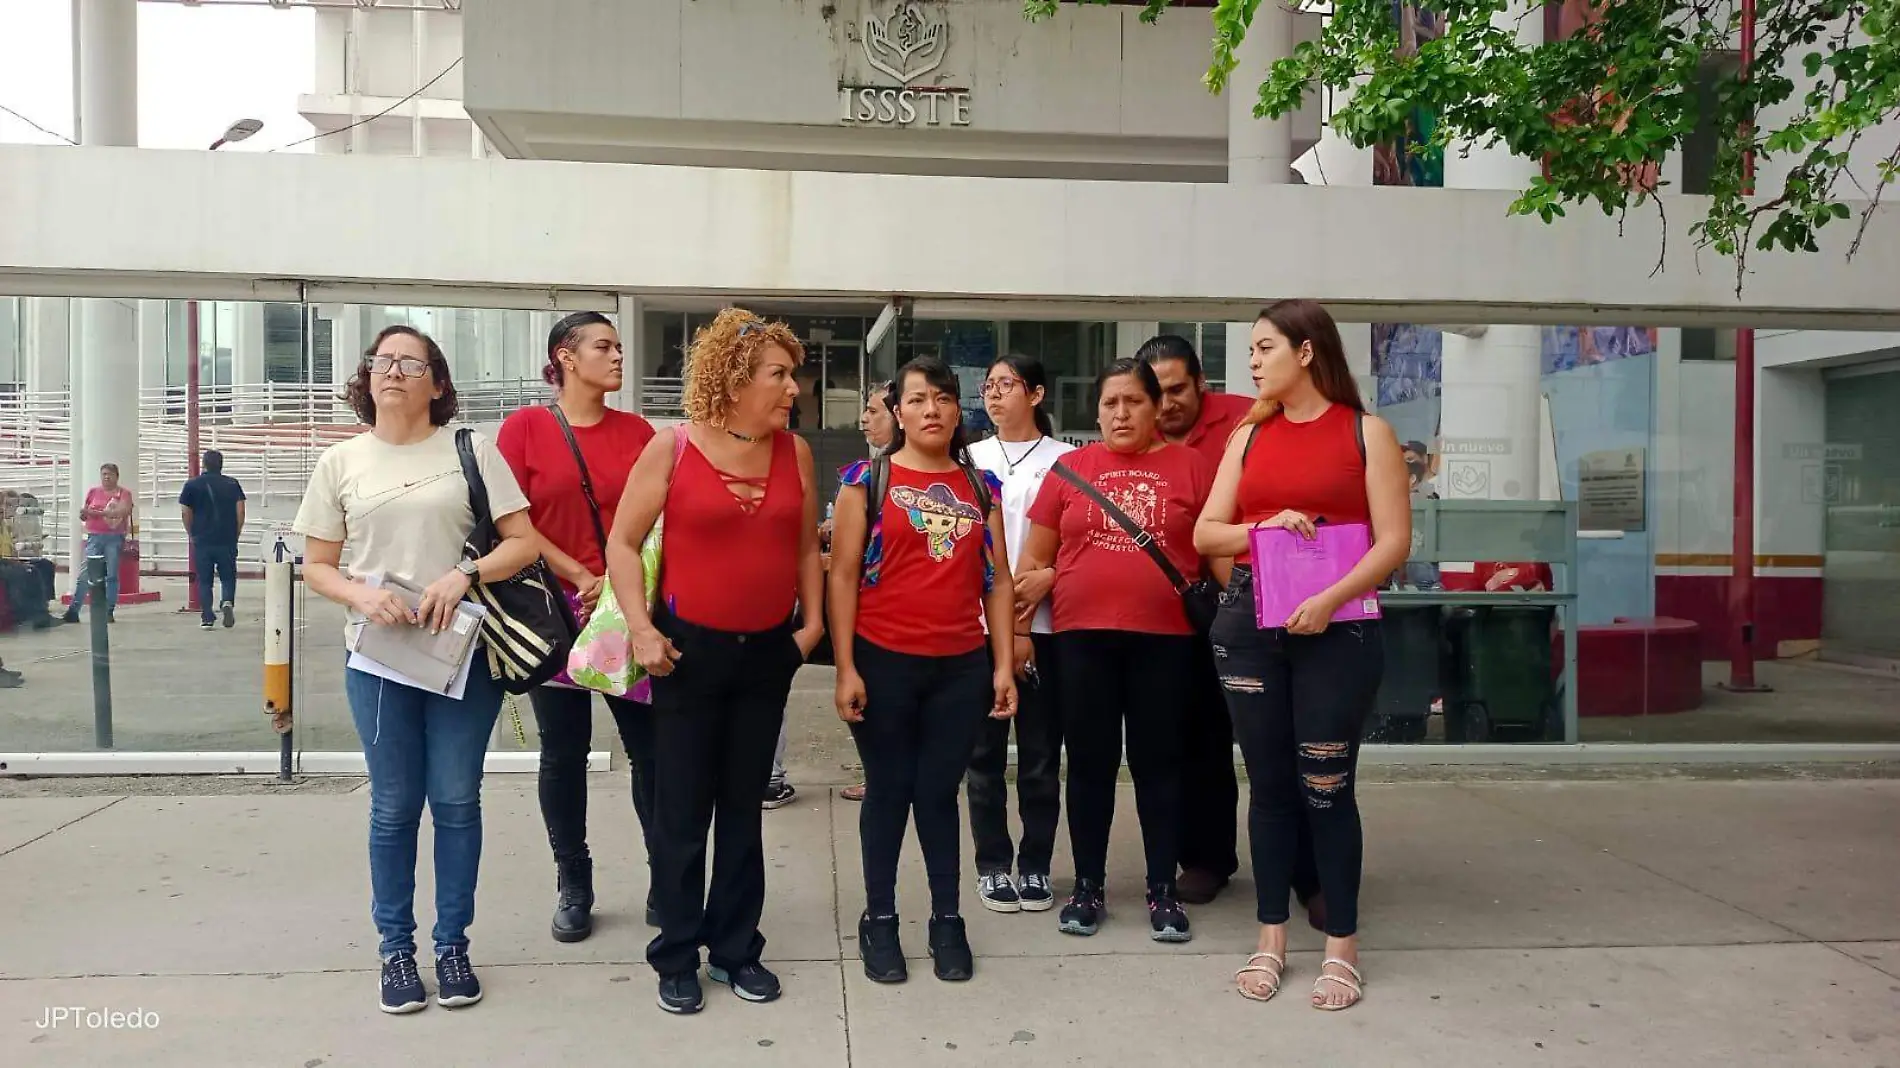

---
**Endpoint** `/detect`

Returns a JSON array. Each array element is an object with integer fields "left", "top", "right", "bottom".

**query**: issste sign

[{"left": 839, "top": 2, "right": 972, "bottom": 129}]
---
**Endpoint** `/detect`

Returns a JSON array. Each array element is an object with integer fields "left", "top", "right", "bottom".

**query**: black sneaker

[
  {"left": 61, "top": 609, "right": 79, "bottom": 625},
  {"left": 858, "top": 912, "right": 908, "bottom": 984},
  {"left": 434, "top": 947, "right": 482, "bottom": 1008},
  {"left": 657, "top": 971, "right": 704, "bottom": 1015},
  {"left": 761, "top": 781, "right": 796, "bottom": 810},
  {"left": 1017, "top": 873, "right": 1056, "bottom": 912},
  {"left": 1147, "top": 883, "right": 1193, "bottom": 944},
  {"left": 378, "top": 952, "right": 427, "bottom": 1015},
  {"left": 926, "top": 915, "right": 974, "bottom": 982},
  {"left": 200, "top": 619, "right": 215, "bottom": 630},
  {"left": 221, "top": 601, "right": 235, "bottom": 628},
  {"left": 1058, "top": 879, "right": 1105, "bottom": 936},
  {"left": 708, "top": 961, "right": 782, "bottom": 1003},
  {"left": 977, "top": 872, "right": 1020, "bottom": 913}
]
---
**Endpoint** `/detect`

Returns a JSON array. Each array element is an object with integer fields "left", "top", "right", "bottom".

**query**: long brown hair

[{"left": 1245, "top": 299, "right": 1366, "bottom": 425}]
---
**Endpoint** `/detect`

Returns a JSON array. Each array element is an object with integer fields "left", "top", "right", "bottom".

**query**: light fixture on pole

[{"left": 208, "top": 117, "right": 263, "bottom": 151}]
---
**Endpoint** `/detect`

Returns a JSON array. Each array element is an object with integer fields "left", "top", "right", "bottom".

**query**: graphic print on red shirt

[
  {"left": 1027, "top": 443, "right": 1211, "bottom": 636},
  {"left": 496, "top": 406, "right": 656, "bottom": 592},
  {"left": 844, "top": 459, "right": 1001, "bottom": 658}
]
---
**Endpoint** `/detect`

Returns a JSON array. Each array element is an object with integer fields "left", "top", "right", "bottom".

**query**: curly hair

[
  {"left": 344, "top": 325, "right": 459, "bottom": 427},
  {"left": 681, "top": 308, "right": 805, "bottom": 428}
]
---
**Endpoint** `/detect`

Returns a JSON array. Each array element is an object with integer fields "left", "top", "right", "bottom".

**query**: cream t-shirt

[{"left": 293, "top": 427, "right": 529, "bottom": 603}]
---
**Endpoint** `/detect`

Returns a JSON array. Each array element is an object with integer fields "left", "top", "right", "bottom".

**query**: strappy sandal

[
  {"left": 1234, "top": 951, "right": 1285, "bottom": 1002},
  {"left": 1311, "top": 958, "right": 1364, "bottom": 1011}
]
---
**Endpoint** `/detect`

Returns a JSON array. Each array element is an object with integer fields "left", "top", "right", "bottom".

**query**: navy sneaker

[
  {"left": 657, "top": 971, "right": 704, "bottom": 1015},
  {"left": 434, "top": 947, "right": 482, "bottom": 1008},
  {"left": 1058, "top": 878, "right": 1105, "bottom": 936},
  {"left": 708, "top": 961, "right": 782, "bottom": 1003},
  {"left": 977, "top": 872, "right": 1021, "bottom": 913},
  {"left": 378, "top": 952, "right": 427, "bottom": 1015},
  {"left": 1017, "top": 873, "right": 1056, "bottom": 912},
  {"left": 1147, "top": 883, "right": 1193, "bottom": 943}
]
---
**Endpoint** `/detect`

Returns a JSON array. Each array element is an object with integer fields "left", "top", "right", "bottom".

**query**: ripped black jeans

[{"left": 1210, "top": 565, "right": 1384, "bottom": 937}]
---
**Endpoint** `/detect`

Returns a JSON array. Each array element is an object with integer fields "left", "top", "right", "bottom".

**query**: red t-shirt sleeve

[
  {"left": 1027, "top": 461, "right": 1070, "bottom": 530},
  {"left": 495, "top": 409, "right": 533, "bottom": 488}
]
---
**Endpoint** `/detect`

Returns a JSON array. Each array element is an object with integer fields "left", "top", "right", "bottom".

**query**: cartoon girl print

[{"left": 889, "top": 482, "right": 983, "bottom": 562}]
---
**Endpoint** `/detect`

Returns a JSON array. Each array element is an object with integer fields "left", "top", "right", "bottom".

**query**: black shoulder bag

[
  {"left": 1049, "top": 460, "right": 1219, "bottom": 633},
  {"left": 454, "top": 428, "right": 577, "bottom": 694}
]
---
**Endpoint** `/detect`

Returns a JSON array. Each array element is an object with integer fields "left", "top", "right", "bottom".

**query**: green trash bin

[
  {"left": 1443, "top": 606, "right": 1561, "bottom": 743},
  {"left": 1367, "top": 605, "right": 1442, "bottom": 743}
]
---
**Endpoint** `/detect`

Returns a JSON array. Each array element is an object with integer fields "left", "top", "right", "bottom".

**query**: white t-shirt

[
  {"left": 968, "top": 433, "right": 1076, "bottom": 635},
  {"left": 293, "top": 427, "right": 529, "bottom": 609}
]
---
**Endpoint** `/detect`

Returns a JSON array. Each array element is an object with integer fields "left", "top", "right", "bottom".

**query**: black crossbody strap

[
  {"left": 547, "top": 404, "right": 609, "bottom": 557},
  {"left": 454, "top": 428, "right": 494, "bottom": 529},
  {"left": 1050, "top": 461, "right": 1190, "bottom": 594}
]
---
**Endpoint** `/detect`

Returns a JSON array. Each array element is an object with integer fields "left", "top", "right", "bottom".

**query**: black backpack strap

[
  {"left": 1354, "top": 409, "right": 1367, "bottom": 464},
  {"left": 546, "top": 404, "right": 609, "bottom": 557},
  {"left": 1243, "top": 423, "right": 1261, "bottom": 463},
  {"left": 1049, "top": 460, "right": 1191, "bottom": 594},
  {"left": 959, "top": 463, "right": 993, "bottom": 518},
  {"left": 864, "top": 453, "right": 891, "bottom": 532}
]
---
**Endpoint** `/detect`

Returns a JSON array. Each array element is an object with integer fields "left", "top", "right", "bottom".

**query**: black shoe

[
  {"left": 977, "top": 872, "right": 1021, "bottom": 913},
  {"left": 761, "top": 781, "right": 796, "bottom": 810},
  {"left": 1058, "top": 878, "right": 1105, "bottom": 936},
  {"left": 1176, "top": 868, "right": 1230, "bottom": 905},
  {"left": 858, "top": 913, "right": 907, "bottom": 984},
  {"left": 926, "top": 915, "right": 974, "bottom": 982},
  {"left": 200, "top": 618, "right": 215, "bottom": 630},
  {"left": 708, "top": 961, "right": 781, "bottom": 1003},
  {"left": 550, "top": 856, "right": 595, "bottom": 943},
  {"left": 221, "top": 601, "right": 235, "bottom": 628},
  {"left": 1017, "top": 873, "right": 1056, "bottom": 912},
  {"left": 645, "top": 887, "right": 660, "bottom": 929},
  {"left": 1147, "top": 882, "right": 1193, "bottom": 944},
  {"left": 657, "top": 971, "right": 704, "bottom": 1015},
  {"left": 433, "top": 947, "right": 482, "bottom": 1007},
  {"left": 378, "top": 952, "right": 428, "bottom": 1015},
  {"left": 61, "top": 610, "right": 79, "bottom": 625}
]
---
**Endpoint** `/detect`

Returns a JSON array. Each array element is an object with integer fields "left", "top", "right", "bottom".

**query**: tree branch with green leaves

[{"left": 1025, "top": 0, "right": 1900, "bottom": 293}]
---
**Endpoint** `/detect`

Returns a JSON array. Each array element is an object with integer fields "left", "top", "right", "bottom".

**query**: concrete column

[
  {"left": 70, "top": 0, "right": 140, "bottom": 582},
  {"left": 234, "top": 302, "right": 266, "bottom": 389},
  {"left": 615, "top": 295, "right": 645, "bottom": 414},
  {"left": 328, "top": 304, "right": 363, "bottom": 387},
  {"left": 136, "top": 300, "right": 166, "bottom": 392},
  {"left": 1221, "top": 4, "right": 1295, "bottom": 392},
  {"left": 26, "top": 298, "right": 72, "bottom": 393}
]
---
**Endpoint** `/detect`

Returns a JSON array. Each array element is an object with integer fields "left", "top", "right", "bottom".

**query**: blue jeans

[
  {"left": 68, "top": 533, "right": 125, "bottom": 611},
  {"left": 194, "top": 542, "right": 239, "bottom": 622},
  {"left": 344, "top": 657, "right": 502, "bottom": 959}
]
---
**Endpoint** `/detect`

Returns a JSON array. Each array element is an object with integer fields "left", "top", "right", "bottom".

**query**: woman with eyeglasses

[
  {"left": 963, "top": 356, "right": 1073, "bottom": 914},
  {"left": 605, "top": 309, "right": 825, "bottom": 1015},
  {"left": 830, "top": 357, "right": 1017, "bottom": 984},
  {"left": 294, "top": 326, "right": 543, "bottom": 1015},
  {"left": 1015, "top": 358, "right": 1213, "bottom": 944},
  {"left": 497, "top": 312, "right": 660, "bottom": 944}
]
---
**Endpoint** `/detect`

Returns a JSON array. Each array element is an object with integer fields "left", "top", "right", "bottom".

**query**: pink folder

[{"left": 1249, "top": 523, "right": 1382, "bottom": 629}]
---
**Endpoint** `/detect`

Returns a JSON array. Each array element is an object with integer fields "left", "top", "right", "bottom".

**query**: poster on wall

[
  {"left": 1371, "top": 2, "right": 1445, "bottom": 420},
  {"left": 1578, "top": 447, "right": 1647, "bottom": 532}
]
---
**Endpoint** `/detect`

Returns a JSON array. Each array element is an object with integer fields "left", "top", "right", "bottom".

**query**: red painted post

[{"left": 1725, "top": 0, "right": 1768, "bottom": 691}]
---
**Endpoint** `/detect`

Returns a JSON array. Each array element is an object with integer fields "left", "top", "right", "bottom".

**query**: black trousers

[
  {"left": 1211, "top": 567, "right": 1384, "bottom": 937},
  {"left": 966, "top": 632, "right": 1062, "bottom": 878},
  {"left": 645, "top": 611, "right": 801, "bottom": 975},
  {"left": 529, "top": 686, "right": 656, "bottom": 867},
  {"left": 850, "top": 637, "right": 992, "bottom": 918},
  {"left": 1055, "top": 629, "right": 1196, "bottom": 887},
  {"left": 1176, "top": 637, "right": 1240, "bottom": 879}
]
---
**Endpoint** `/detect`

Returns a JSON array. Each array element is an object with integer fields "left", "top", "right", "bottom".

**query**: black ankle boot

[{"left": 550, "top": 856, "right": 595, "bottom": 943}]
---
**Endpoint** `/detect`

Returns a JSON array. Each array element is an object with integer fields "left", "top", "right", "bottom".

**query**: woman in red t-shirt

[
  {"left": 1194, "top": 300, "right": 1411, "bottom": 1011},
  {"left": 829, "top": 356, "right": 1016, "bottom": 986},
  {"left": 603, "top": 309, "right": 825, "bottom": 1015},
  {"left": 497, "top": 312, "right": 658, "bottom": 946},
  {"left": 1015, "top": 357, "right": 1212, "bottom": 944}
]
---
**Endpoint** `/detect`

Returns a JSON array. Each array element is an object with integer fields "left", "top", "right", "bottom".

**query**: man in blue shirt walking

[{"left": 178, "top": 450, "right": 247, "bottom": 630}]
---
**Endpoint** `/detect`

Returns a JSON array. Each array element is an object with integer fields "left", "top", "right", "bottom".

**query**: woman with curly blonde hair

[{"left": 605, "top": 307, "right": 825, "bottom": 1015}]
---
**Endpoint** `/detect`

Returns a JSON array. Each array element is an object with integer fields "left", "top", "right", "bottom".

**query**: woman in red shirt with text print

[
  {"left": 1195, "top": 300, "right": 1411, "bottom": 1011},
  {"left": 604, "top": 309, "right": 825, "bottom": 1016},
  {"left": 497, "top": 312, "right": 658, "bottom": 945},
  {"left": 829, "top": 357, "right": 1017, "bottom": 986},
  {"left": 1015, "top": 357, "right": 1212, "bottom": 944}
]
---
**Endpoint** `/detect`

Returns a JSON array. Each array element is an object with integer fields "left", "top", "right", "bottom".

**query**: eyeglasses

[
  {"left": 979, "top": 378, "right": 1024, "bottom": 399},
  {"left": 366, "top": 355, "right": 430, "bottom": 379}
]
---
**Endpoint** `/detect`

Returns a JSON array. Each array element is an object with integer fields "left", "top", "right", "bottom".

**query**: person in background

[
  {"left": 1196, "top": 300, "right": 1411, "bottom": 1012},
  {"left": 964, "top": 355, "right": 1072, "bottom": 914},
  {"left": 1015, "top": 357, "right": 1211, "bottom": 942},
  {"left": 178, "top": 450, "right": 247, "bottom": 630},
  {"left": 0, "top": 656, "right": 19, "bottom": 689},
  {"left": 830, "top": 359, "right": 1016, "bottom": 984},
  {"left": 62, "top": 463, "right": 134, "bottom": 624},
  {"left": 294, "top": 325, "right": 543, "bottom": 1014},
  {"left": 606, "top": 309, "right": 824, "bottom": 1015},
  {"left": 817, "top": 384, "right": 895, "bottom": 806},
  {"left": 497, "top": 312, "right": 660, "bottom": 944},
  {"left": 1141, "top": 335, "right": 1252, "bottom": 906}
]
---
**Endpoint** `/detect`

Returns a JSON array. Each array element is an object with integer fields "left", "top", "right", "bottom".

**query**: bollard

[
  {"left": 263, "top": 540, "right": 295, "bottom": 782},
  {"left": 86, "top": 553, "right": 113, "bottom": 749}
]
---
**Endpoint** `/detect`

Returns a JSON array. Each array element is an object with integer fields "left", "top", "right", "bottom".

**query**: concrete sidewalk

[{"left": 1, "top": 773, "right": 1896, "bottom": 1066}]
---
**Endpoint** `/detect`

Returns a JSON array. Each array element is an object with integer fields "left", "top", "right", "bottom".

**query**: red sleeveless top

[
  {"left": 659, "top": 430, "right": 803, "bottom": 632},
  {"left": 1235, "top": 403, "right": 1369, "bottom": 564}
]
